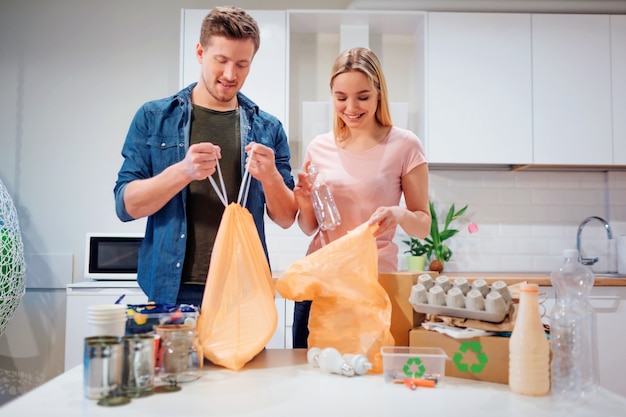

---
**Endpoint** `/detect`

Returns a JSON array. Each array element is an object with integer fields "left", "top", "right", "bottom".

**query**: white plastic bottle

[
  {"left": 550, "top": 249, "right": 597, "bottom": 401},
  {"left": 307, "top": 164, "right": 341, "bottom": 231},
  {"left": 509, "top": 282, "right": 550, "bottom": 396}
]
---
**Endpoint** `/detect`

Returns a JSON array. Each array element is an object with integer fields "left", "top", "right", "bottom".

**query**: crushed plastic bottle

[
  {"left": 549, "top": 249, "right": 597, "bottom": 401},
  {"left": 307, "top": 164, "right": 341, "bottom": 231}
]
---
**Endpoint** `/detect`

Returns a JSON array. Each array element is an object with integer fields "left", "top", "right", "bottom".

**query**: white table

[{"left": 2, "top": 350, "right": 625, "bottom": 417}]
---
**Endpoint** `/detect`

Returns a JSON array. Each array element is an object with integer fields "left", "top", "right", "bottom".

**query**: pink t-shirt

[{"left": 304, "top": 126, "right": 427, "bottom": 272}]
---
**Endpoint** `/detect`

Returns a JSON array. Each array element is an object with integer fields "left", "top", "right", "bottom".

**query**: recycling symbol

[
  {"left": 452, "top": 341, "right": 488, "bottom": 374},
  {"left": 403, "top": 357, "right": 426, "bottom": 378}
]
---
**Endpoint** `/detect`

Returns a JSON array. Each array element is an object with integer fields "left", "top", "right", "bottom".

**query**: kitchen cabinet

[
  {"left": 612, "top": 15, "right": 626, "bottom": 165},
  {"left": 532, "top": 14, "right": 613, "bottom": 165},
  {"left": 539, "top": 285, "right": 626, "bottom": 398},
  {"left": 288, "top": 10, "right": 426, "bottom": 168},
  {"left": 425, "top": 12, "right": 533, "bottom": 165},
  {"left": 64, "top": 282, "right": 148, "bottom": 371}
]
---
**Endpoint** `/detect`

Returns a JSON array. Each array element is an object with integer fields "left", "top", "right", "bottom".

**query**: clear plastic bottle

[
  {"left": 307, "top": 164, "right": 341, "bottom": 231},
  {"left": 549, "top": 249, "right": 597, "bottom": 401},
  {"left": 509, "top": 282, "right": 550, "bottom": 396}
]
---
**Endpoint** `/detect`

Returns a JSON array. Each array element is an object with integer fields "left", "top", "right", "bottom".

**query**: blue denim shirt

[{"left": 114, "top": 83, "right": 294, "bottom": 304}]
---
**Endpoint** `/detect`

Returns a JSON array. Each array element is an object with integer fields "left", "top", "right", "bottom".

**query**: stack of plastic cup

[{"left": 87, "top": 304, "right": 127, "bottom": 338}]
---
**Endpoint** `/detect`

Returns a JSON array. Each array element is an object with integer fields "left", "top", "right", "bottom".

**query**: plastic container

[
  {"left": 508, "top": 283, "right": 550, "bottom": 396},
  {"left": 125, "top": 304, "right": 199, "bottom": 335},
  {"left": 381, "top": 346, "right": 448, "bottom": 383},
  {"left": 549, "top": 249, "right": 597, "bottom": 401},
  {"left": 307, "top": 164, "right": 341, "bottom": 231}
]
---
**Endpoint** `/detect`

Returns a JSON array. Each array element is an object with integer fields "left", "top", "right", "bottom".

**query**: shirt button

[
  {"left": 180, "top": 234, "right": 185, "bottom": 239},
  {"left": 179, "top": 143, "right": 184, "bottom": 147},
  {"left": 161, "top": 143, "right": 166, "bottom": 147},
  {"left": 176, "top": 262, "right": 181, "bottom": 268}
]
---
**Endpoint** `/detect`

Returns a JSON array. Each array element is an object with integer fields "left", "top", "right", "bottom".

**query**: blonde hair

[
  {"left": 200, "top": 6, "right": 260, "bottom": 54},
  {"left": 329, "top": 47, "right": 393, "bottom": 141}
]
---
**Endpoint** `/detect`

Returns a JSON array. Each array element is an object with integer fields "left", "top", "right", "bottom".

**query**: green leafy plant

[{"left": 403, "top": 201, "right": 475, "bottom": 272}]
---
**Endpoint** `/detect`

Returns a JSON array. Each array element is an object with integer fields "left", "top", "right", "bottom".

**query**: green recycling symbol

[
  {"left": 403, "top": 357, "right": 426, "bottom": 378},
  {"left": 453, "top": 341, "right": 488, "bottom": 374}
]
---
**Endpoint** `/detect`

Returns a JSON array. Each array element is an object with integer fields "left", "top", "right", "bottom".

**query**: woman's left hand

[{"left": 368, "top": 206, "right": 403, "bottom": 237}]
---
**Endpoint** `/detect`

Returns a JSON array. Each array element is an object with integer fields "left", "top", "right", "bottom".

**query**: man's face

[{"left": 196, "top": 35, "right": 255, "bottom": 109}]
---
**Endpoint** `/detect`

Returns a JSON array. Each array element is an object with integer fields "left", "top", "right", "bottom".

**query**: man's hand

[
  {"left": 181, "top": 143, "right": 222, "bottom": 181},
  {"left": 245, "top": 142, "right": 280, "bottom": 184}
]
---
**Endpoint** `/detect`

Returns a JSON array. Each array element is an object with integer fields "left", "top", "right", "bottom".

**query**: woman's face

[{"left": 331, "top": 70, "right": 379, "bottom": 130}]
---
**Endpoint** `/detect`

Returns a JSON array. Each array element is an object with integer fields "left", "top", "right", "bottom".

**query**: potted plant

[
  {"left": 403, "top": 237, "right": 428, "bottom": 271},
  {"left": 403, "top": 201, "right": 477, "bottom": 273}
]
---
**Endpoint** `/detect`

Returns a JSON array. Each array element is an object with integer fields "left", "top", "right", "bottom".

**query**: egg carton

[{"left": 409, "top": 275, "right": 512, "bottom": 323}]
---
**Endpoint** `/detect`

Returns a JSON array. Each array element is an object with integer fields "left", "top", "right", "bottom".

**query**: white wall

[
  {"left": 266, "top": 170, "right": 626, "bottom": 275},
  {"left": 0, "top": 0, "right": 625, "bottom": 405}
]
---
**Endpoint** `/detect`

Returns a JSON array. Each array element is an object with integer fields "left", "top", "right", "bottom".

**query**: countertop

[
  {"left": 388, "top": 271, "right": 626, "bottom": 287},
  {"left": 2, "top": 349, "right": 625, "bottom": 417},
  {"left": 71, "top": 274, "right": 626, "bottom": 290}
]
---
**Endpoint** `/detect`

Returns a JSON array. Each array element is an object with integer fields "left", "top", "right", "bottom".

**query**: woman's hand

[
  {"left": 294, "top": 160, "right": 318, "bottom": 236},
  {"left": 368, "top": 206, "right": 405, "bottom": 237},
  {"left": 294, "top": 161, "right": 313, "bottom": 209}
]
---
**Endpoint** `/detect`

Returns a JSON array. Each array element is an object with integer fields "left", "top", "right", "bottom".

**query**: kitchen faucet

[{"left": 576, "top": 216, "right": 613, "bottom": 265}]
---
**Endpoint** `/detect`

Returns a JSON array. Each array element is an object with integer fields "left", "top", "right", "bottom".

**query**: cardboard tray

[{"left": 409, "top": 301, "right": 510, "bottom": 323}]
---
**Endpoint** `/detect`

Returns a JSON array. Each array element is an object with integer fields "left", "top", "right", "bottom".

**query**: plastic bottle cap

[{"left": 563, "top": 249, "right": 578, "bottom": 258}]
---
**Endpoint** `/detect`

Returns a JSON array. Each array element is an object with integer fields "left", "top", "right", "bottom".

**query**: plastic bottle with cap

[
  {"left": 508, "top": 282, "right": 550, "bottom": 396},
  {"left": 307, "top": 164, "right": 341, "bottom": 232},
  {"left": 549, "top": 248, "right": 597, "bottom": 401}
]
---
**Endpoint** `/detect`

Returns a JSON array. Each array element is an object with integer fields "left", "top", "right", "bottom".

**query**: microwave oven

[{"left": 84, "top": 232, "right": 144, "bottom": 280}]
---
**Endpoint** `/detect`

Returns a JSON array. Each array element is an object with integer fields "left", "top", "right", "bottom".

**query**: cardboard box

[
  {"left": 379, "top": 272, "right": 438, "bottom": 346},
  {"left": 409, "top": 328, "right": 510, "bottom": 384}
]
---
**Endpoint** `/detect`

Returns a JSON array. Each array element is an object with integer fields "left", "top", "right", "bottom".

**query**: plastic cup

[{"left": 88, "top": 304, "right": 127, "bottom": 337}]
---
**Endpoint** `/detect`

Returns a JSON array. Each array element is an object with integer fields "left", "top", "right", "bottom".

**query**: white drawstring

[
  {"left": 209, "top": 146, "right": 254, "bottom": 208},
  {"left": 208, "top": 159, "right": 228, "bottom": 208},
  {"left": 237, "top": 147, "right": 254, "bottom": 207}
]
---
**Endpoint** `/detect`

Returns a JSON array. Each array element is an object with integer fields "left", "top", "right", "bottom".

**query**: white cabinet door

[
  {"left": 540, "top": 286, "right": 626, "bottom": 398},
  {"left": 426, "top": 12, "right": 533, "bottom": 164},
  {"left": 532, "top": 14, "right": 612, "bottom": 165},
  {"left": 180, "top": 9, "right": 287, "bottom": 125},
  {"left": 64, "top": 285, "right": 148, "bottom": 371},
  {"left": 612, "top": 15, "right": 626, "bottom": 165}
]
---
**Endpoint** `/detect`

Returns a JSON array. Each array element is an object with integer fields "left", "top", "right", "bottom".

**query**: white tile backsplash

[{"left": 265, "top": 170, "right": 626, "bottom": 275}]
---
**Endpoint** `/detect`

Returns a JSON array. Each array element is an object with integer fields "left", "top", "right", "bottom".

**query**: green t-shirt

[{"left": 181, "top": 104, "right": 241, "bottom": 284}]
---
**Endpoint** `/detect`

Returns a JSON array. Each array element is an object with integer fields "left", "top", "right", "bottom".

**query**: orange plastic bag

[
  {"left": 275, "top": 222, "right": 394, "bottom": 373},
  {"left": 197, "top": 203, "right": 277, "bottom": 371}
]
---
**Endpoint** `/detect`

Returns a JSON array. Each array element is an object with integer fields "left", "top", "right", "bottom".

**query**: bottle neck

[{"left": 517, "top": 288, "right": 543, "bottom": 326}]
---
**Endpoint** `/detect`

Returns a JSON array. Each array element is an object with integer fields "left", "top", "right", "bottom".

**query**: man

[{"left": 114, "top": 6, "right": 297, "bottom": 306}]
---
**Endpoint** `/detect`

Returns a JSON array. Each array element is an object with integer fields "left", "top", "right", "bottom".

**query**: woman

[{"left": 292, "top": 47, "right": 431, "bottom": 348}]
